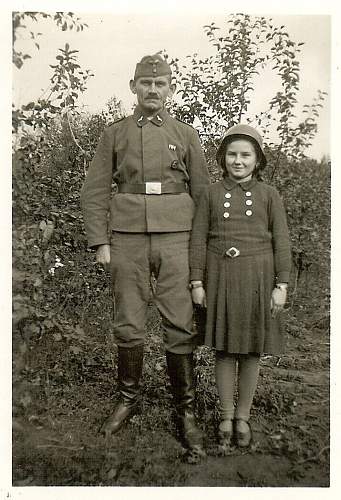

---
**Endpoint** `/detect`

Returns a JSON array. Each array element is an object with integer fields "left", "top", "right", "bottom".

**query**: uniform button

[
  {"left": 245, "top": 199, "right": 253, "bottom": 206},
  {"left": 245, "top": 210, "right": 253, "bottom": 216},
  {"left": 224, "top": 201, "right": 230, "bottom": 208},
  {"left": 225, "top": 193, "right": 232, "bottom": 199},
  {"left": 223, "top": 212, "right": 230, "bottom": 218},
  {"left": 245, "top": 191, "right": 252, "bottom": 197},
  {"left": 171, "top": 160, "right": 179, "bottom": 169}
]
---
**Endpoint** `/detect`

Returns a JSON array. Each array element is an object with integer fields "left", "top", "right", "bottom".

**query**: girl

[{"left": 190, "top": 124, "right": 291, "bottom": 448}]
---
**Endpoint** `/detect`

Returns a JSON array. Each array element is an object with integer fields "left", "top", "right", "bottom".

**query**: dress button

[
  {"left": 245, "top": 209, "right": 253, "bottom": 216},
  {"left": 245, "top": 199, "right": 253, "bottom": 206},
  {"left": 224, "top": 201, "right": 230, "bottom": 208},
  {"left": 245, "top": 191, "right": 252, "bottom": 197},
  {"left": 223, "top": 212, "right": 230, "bottom": 218},
  {"left": 225, "top": 193, "right": 232, "bottom": 199}
]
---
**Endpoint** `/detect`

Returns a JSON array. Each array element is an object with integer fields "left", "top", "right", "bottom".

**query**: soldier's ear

[
  {"left": 129, "top": 80, "right": 137, "bottom": 94},
  {"left": 168, "top": 83, "right": 176, "bottom": 98}
]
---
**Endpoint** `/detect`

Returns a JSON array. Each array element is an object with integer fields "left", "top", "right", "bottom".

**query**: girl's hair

[{"left": 216, "top": 134, "right": 266, "bottom": 181}]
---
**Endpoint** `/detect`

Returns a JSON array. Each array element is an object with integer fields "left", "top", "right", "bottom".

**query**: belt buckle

[
  {"left": 145, "top": 182, "right": 162, "bottom": 194},
  {"left": 225, "top": 246, "right": 240, "bottom": 258}
]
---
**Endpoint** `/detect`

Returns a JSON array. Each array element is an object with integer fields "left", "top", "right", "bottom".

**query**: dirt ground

[{"left": 12, "top": 301, "right": 329, "bottom": 487}]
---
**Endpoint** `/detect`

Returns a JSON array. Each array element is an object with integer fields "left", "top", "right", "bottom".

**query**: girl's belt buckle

[{"left": 225, "top": 247, "right": 240, "bottom": 258}]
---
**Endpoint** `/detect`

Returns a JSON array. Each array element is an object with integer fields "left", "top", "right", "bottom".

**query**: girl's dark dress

[{"left": 190, "top": 177, "right": 291, "bottom": 354}]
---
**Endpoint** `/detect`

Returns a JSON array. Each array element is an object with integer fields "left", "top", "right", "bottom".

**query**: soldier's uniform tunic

[{"left": 81, "top": 106, "right": 210, "bottom": 353}]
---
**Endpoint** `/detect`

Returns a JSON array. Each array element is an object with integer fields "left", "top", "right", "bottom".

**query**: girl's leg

[
  {"left": 235, "top": 353, "right": 260, "bottom": 421},
  {"left": 215, "top": 352, "right": 237, "bottom": 433},
  {"left": 235, "top": 353, "right": 260, "bottom": 446}
]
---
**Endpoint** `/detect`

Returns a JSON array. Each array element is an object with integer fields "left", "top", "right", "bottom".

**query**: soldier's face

[{"left": 130, "top": 76, "right": 175, "bottom": 115}]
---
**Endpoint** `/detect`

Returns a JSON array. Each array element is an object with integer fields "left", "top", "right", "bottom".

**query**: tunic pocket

[{"left": 164, "top": 141, "right": 189, "bottom": 181}]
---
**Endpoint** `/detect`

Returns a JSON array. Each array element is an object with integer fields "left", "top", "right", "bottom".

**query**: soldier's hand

[
  {"left": 96, "top": 244, "right": 111, "bottom": 271},
  {"left": 191, "top": 286, "right": 207, "bottom": 308}
]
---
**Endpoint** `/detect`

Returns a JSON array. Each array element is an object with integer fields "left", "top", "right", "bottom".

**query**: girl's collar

[{"left": 222, "top": 176, "right": 258, "bottom": 191}]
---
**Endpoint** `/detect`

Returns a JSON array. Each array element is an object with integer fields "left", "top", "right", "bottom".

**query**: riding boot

[
  {"left": 101, "top": 345, "right": 143, "bottom": 437},
  {"left": 166, "top": 351, "right": 205, "bottom": 455}
]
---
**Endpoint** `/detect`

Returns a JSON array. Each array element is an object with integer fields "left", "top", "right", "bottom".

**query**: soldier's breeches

[{"left": 109, "top": 232, "right": 196, "bottom": 354}]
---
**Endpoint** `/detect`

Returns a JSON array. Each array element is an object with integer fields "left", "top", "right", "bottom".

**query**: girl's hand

[
  {"left": 271, "top": 285, "right": 287, "bottom": 317},
  {"left": 192, "top": 286, "right": 207, "bottom": 308}
]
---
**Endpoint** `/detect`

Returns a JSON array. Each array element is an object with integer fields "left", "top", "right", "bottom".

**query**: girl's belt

[
  {"left": 117, "top": 182, "right": 188, "bottom": 195},
  {"left": 208, "top": 243, "right": 273, "bottom": 258}
]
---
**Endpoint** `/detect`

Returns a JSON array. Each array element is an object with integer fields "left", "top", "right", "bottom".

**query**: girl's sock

[
  {"left": 215, "top": 352, "right": 236, "bottom": 426},
  {"left": 235, "top": 353, "right": 260, "bottom": 421}
]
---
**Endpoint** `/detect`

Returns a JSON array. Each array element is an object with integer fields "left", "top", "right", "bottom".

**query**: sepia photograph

[{"left": 3, "top": 0, "right": 337, "bottom": 497}]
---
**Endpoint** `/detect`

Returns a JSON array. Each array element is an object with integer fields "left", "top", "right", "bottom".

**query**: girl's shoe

[
  {"left": 218, "top": 419, "right": 233, "bottom": 447},
  {"left": 234, "top": 418, "right": 252, "bottom": 448}
]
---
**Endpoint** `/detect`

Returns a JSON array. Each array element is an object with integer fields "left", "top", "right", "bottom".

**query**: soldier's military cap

[{"left": 134, "top": 54, "right": 172, "bottom": 79}]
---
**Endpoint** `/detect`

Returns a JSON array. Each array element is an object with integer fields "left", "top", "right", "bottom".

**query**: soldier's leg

[
  {"left": 110, "top": 232, "right": 151, "bottom": 348},
  {"left": 152, "top": 232, "right": 204, "bottom": 458},
  {"left": 151, "top": 232, "right": 195, "bottom": 354},
  {"left": 101, "top": 232, "right": 150, "bottom": 437}
]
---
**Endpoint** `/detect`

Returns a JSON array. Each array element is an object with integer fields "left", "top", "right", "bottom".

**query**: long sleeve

[
  {"left": 269, "top": 188, "right": 292, "bottom": 282},
  {"left": 189, "top": 186, "right": 210, "bottom": 281},
  {"left": 186, "top": 129, "right": 211, "bottom": 206},
  {"left": 80, "top": 128, "right": 115, "bottom": 248},
  {"left": 81, "top": 111, "right": 210, "bottom": 243}
]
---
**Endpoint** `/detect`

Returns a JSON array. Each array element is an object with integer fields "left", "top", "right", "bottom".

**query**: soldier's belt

[{"left": 117, "top": 182, "right": 188, "bottom": 195}]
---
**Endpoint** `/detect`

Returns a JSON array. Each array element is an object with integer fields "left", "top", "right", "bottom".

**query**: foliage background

[{"left": 10, "top": 11, "right": 330, "bottom": 487}]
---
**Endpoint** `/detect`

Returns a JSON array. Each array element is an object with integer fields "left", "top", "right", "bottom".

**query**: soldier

[{"left": 81, "top": 54, "right": 210, "bottom": 457}]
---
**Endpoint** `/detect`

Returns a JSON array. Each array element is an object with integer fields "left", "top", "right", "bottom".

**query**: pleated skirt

[{"left": 204, "top": 248, "right": 285, "bottom": 355}]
